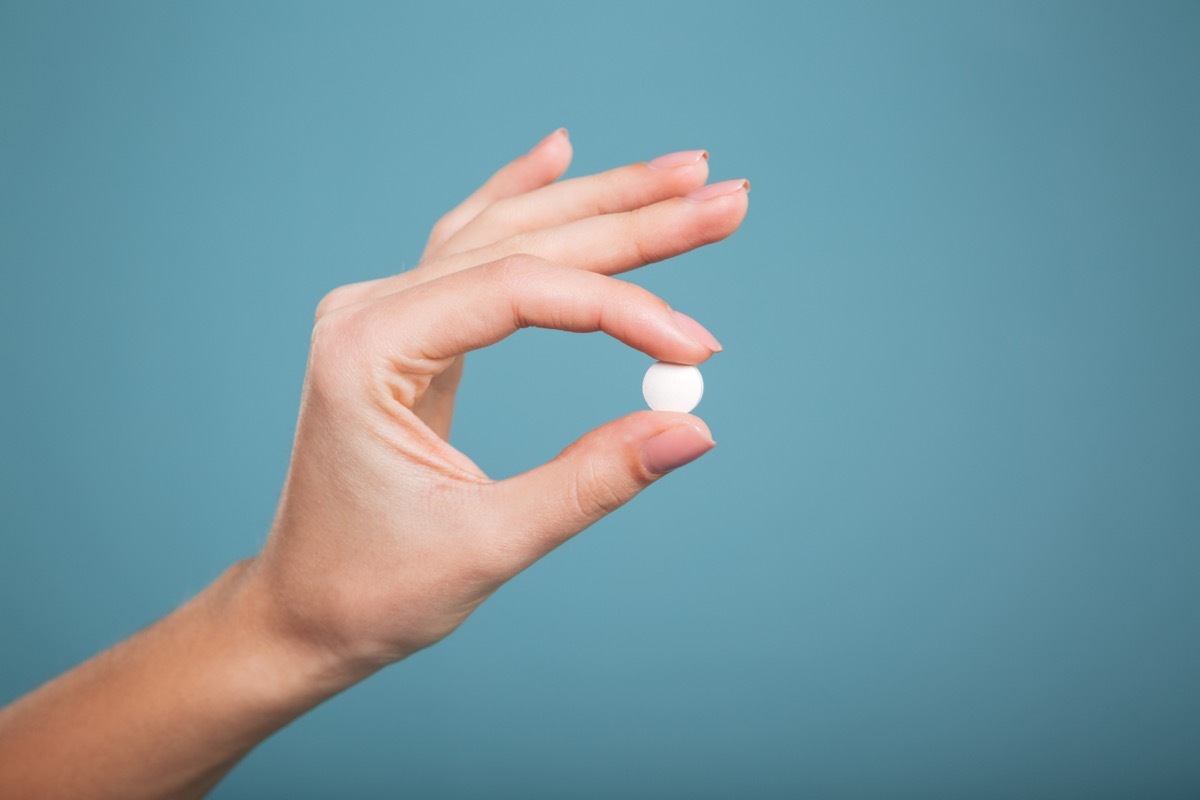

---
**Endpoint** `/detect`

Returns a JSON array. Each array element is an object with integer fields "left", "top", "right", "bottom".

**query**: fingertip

[
  {"left": 670, "top": 309, "right": 723, "bottom": 353},
  {"left": 646, "top": 149, "right": 709, "bottom": 171},
  {"left": 693, "top": 415, "right": 714, "bottom": 443},
  {"left": 666, "top": 412, "right": 714, "bottom": 445},
  {"left": 688, "top": 185, "right": 750, "bottom": 241},
  {"left": 684, "top": 178, "right": 749, "bottom": 203},
  {"left": 484, "top": 129, "right": 571, "bottom": 202},
  {"left": 532, "top": 127, "right": 568, "bottom": 150},
  {"left": 535, "top": 127, "right": 573, "bottom": 168},
  {"left": 622, "top": 409, "right": 714, "bottom": 446},
  {"left": 653, "top": 315, "right": 721, "bottom": 366},
  {"left": 641, "top": 151, "right": 709, "bottom": 199},
  {"left": 640, "top": 419, "right": 716, "bottom": 475},
  {"left": 550, "top": 410, "right": 714, "bottom": 479}
]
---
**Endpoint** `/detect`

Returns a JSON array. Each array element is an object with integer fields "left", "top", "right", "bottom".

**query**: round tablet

[{"left": 642, "top": 362, "right": 704, "bottom": 413}]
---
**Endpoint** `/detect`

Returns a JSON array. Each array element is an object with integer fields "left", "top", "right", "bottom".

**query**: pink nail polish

[
  {"left": 671, "top": 310, "right": 723, "bottom": 352},
  {"left": 647, "top": 150, "right": 709, "bottom": 170},
  {"left": 685, "top": 179, "right": 750, "bottom": 202},
  {"left": 642, "top": 425, "right": 716, "bottom": 474}
]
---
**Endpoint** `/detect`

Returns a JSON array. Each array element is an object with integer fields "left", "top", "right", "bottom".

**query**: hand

[
  {"left": 0, "top": 131, "right": 749, "bottom": 800},
  {"left": 248, "top": 130, "right": 750, "bottom": 675}
]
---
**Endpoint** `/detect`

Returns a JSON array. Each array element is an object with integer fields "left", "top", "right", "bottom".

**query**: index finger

[{"left": 348, "top": 255, "right": 721, "bottom": 367}]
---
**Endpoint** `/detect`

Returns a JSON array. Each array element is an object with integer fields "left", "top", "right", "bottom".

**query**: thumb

[{"left": 490, "top": 411, "right": 715, "bottom": 566}]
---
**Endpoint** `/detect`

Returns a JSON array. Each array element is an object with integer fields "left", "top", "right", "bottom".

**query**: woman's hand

[
  {"left": 250, "top": 130, "right": 749, "bottom": 675},
  {"left": 319, "top": 129, "right": 742, "bottom": 439},
  {"left": 0, "top": 130, "right": 748, "bottom": 800}
]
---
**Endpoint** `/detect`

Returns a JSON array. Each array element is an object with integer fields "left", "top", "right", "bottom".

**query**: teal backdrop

[{"left": 2, "top": 2, "right": 1199, "bottom": 797}]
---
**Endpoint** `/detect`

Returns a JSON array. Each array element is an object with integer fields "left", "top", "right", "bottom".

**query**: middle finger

[
  {"left": 433, "top": 150, "right": 710, "bottom": 257},
  {"left": 425, "top": 178, "right": 750, "bottom": 281},
  {"left": 319, "top": 178, "right": 750, "bottom": 316}
]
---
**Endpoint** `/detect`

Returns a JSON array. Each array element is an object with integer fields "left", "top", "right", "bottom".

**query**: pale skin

[{"left": 0, "top": 129, "right": 749, "bottom": 799}]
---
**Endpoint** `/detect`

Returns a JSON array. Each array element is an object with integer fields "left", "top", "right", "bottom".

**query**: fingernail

[
  {"left": 642, "top": 425, "right": 716, "bottom": 475},
  {"left": 671, "top": 310, "right": 723, "bottom": 352},
  {"left": 534, "top": 128, "right": 569, "bottom": 150},
  {"left": 684, "top": 179, "right": 750, "bottom": 202},
  {"left": 647, "top": 150, "right": 708, "bottom": 170}
]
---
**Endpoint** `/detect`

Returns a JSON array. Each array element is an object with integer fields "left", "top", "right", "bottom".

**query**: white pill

[{"left": 642, "top": 362, "right": 704, "bottom": 413}]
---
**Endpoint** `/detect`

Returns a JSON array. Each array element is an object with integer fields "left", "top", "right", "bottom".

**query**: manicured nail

[
  {"left": 534, "top": 128, "right": 569, "bottom": 150},
  {"left": 671, "top": 310, "right": 723, "bottom": 352},
  {"left": 642, "top": 425, "right": 716, "bottom": 474},
  {"left": 685, "top": 179, "right": 750, "bottom": 202},
  {"left": 647, "top": 150, "right": 708, "bottom": 170}
]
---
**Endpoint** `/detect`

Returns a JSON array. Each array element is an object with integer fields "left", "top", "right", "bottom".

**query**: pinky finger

[{"left": 422, "top": 128, "right": 573, "bottom": 258}]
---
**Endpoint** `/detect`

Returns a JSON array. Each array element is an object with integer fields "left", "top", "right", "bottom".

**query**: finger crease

[{"left": 629, "top": 209, "right": 658, "bottom": 267}]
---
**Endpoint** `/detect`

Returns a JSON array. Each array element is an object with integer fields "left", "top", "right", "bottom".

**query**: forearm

[
  {"left": 0, "top": 560, "right": 362, "bottom": 800},
  {"left": 0, "top": 136, "right": 737, "bottom": 799}
]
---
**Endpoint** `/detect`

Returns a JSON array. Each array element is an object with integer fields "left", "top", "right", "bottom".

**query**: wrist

[{"left": 205, "top": 559, "right": 377, "bottom": 721}]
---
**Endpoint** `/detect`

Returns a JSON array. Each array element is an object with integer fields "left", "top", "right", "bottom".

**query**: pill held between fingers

[{"left": 642, "top": 362, "right": 704, "bottom": 413}]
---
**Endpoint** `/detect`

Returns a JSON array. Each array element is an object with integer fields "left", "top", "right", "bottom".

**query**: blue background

[{"left": 3, "top": 2, "right": 1199, "bottom": 797}]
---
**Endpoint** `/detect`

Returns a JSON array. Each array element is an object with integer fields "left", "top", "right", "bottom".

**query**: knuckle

[
  {"left": 308, "top": 312, "right": 345, "bottom": 367},
  {"left": 307, "top": 309, "right": 367, "bottom": 398},
  {"left": 571, "top": 462, "right": 629, "bottom": 521},
  {"left": 627, "top": 205, "right": 660, "bottom": 266},
  {"left": 488, "top": 253, "right": 551, "bottom": 287},
  {"left": 314, "top": 284, "right": 358, "bottom": 320}
]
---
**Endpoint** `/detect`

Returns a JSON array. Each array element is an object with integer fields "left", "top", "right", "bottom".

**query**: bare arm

[
  {"left": 0, "top": 562, "right": 347, "bottom": 799},
  {"left": 0, "top": 131, "right": 747, "bottom": 799}
]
